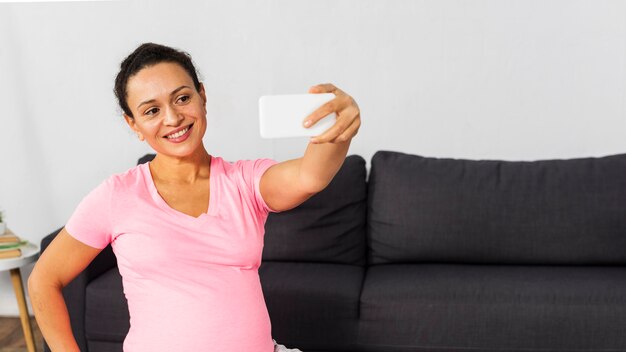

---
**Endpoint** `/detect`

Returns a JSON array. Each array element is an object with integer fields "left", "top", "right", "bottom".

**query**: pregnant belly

[{"left": 122, "top": 267, "right": 274, "bottom": 351}]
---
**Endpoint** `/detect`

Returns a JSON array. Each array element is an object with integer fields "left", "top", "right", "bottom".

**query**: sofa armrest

[{"left": 41, "top": 226, "right": 117, "bottom": 352}]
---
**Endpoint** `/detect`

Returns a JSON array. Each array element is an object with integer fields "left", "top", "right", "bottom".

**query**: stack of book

[{"left": 0, "top": 229, "right": 29, "bottom": 259}]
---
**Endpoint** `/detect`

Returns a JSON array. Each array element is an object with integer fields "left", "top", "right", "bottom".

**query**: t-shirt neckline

[{"left": 142, "top": 155, "right": 219, "bottom": 220}]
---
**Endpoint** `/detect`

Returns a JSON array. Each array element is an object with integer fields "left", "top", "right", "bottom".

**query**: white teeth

[{"left": 166, "top": 126, "right": 190, "bottom": 139}]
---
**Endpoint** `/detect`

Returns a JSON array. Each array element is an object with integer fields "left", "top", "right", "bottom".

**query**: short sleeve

[
  {"left": 236, "top": 158, "right": 280, "bottom": 213},
  {"left": 65, "top": 178, "right": 113, "bottom": 249}
]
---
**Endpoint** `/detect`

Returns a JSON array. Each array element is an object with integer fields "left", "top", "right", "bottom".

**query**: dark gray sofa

[{"left": 40, "top": 150, "right": 626, "bottom": 351}]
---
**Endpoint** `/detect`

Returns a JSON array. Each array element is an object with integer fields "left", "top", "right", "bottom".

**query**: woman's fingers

[
  {"left": 331, "top": 115, "right": 361, "bottom": 143},
  {"left": 304, "top": 83, "right": 349, "bottom": 125},
  {"left": 309, "top": 83, "right": 344, "bottom": 95},
  {"left": 311, "top": 105, "right": 360, "bottom": 143},
  {"left": 303, "top": 100, "right": 337, "bottom": 127},
  {"left": 305, "top": 83, "right": 361, "bottom": 144}
]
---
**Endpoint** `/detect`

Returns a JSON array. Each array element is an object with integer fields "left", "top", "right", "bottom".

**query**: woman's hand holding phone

[
  {"left": 259, "top": 83, "right": 361, "bottom": 143},
  {"left": 304, "top": 83, "right": 361, "bottom": 144}
]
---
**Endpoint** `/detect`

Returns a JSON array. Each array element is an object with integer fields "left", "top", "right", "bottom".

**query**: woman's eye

[
  {"left": 145, "top": 107, "right": 159, "bottom": 116},
  {"left": 177, "top": 95, "right": 190, "bottom": 104}
]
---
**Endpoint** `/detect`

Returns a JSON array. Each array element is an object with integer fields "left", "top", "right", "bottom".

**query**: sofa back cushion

[
  {"left": 263, "top": 155, "right": 368, "bottom": 265},
  {"left": 368, "top": 150, "right": 626, "bottom": 265}
]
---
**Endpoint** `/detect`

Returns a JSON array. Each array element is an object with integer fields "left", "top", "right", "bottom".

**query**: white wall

[{"left": 1, "top": 0, "right": 625, "bottom": 316}]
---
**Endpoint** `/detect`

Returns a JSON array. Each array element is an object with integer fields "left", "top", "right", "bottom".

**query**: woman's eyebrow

[{"left": 136, "top": 85, "right": 191, "bottom": 110}]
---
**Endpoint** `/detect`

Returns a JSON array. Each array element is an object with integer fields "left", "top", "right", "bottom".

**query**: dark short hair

[{"left": 114, "top": 42, "right": 202, "bottom": 118}]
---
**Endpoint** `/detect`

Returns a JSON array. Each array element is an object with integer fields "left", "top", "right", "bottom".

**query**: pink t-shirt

[{"left": 65, "top": 156, "right": 279, "bottom": 352}]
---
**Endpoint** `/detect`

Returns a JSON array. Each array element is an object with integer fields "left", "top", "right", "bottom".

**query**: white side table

[{"left": 0, "top": 240, "right": 40, "bottom": 352}]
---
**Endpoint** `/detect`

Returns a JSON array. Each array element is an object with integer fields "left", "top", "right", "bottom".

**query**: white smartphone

[{"left": 259, "top": 93, "right": 336, "bottom": 138}]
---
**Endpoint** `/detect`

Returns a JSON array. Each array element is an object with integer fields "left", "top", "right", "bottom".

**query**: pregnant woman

[{"left": 28, "top": 42, "right": 361, "bottom": 351}]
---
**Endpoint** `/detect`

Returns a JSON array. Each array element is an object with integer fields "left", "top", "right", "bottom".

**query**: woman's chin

[{"left": 150, "top": 140, "right": 204, "bottom": 159}]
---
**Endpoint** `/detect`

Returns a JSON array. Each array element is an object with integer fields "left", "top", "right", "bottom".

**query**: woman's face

[{"left": 124, "top": 62, "right": 207, "bottom": 159}]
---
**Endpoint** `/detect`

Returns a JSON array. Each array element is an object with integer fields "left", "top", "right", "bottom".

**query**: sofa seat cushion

[
  {"left": 85, "top": 267, "right": 129, "bottom": 342},
  {"left": 260, "top": 261, "right": 365, "bottom": 351},
  {"left": 359, "top": 264, "right": 626, "bottom": 351}
]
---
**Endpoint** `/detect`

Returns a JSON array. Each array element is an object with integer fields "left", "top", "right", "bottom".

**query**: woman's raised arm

[{"left": 260, "top": 83, "right": 361, "bottom": 212}]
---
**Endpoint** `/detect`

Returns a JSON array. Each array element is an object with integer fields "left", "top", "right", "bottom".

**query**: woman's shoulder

[
  {"left": 217, "top": 156, "right": 276, "bottom": 175},
  {"left": 213, "top": 155, "right": 244, "bottom": 174},
  {"left": 99, "top": 163, "right": 147, "bottom": 191}
]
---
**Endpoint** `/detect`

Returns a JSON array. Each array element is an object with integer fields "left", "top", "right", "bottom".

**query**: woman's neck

[{"left": 150, "top": 148, "right": 211, "bottom": 185}]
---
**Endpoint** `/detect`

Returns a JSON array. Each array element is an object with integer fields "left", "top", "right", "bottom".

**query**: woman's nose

[{"left": 163, "top": 106, "right": 184, "bottom": 125}]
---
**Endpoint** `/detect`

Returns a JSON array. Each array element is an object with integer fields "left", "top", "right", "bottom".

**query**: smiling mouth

[{"left": 164, "top": 123, "right": 194, "bottom": 139}]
